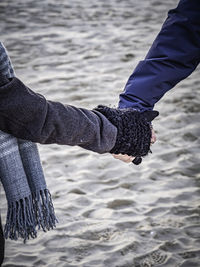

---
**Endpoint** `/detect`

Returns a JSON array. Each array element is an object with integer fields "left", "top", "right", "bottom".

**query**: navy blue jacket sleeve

[{"left": 119, "top": 0, "right": 200, "bottom": 111}]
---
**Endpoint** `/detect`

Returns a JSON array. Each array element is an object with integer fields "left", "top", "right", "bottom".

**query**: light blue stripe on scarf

[{"left": 0, "top": 42, "right": 57, "bottom": 241}]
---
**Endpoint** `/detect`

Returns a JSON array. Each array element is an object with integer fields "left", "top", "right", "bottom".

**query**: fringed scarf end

[{"left": 4, "top": 189, "right": 58, "bottom": 242}]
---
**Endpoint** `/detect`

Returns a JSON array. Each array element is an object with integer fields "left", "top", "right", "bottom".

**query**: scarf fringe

[{"left": 4, "top": 189, "right": 58, "bottom": 242}]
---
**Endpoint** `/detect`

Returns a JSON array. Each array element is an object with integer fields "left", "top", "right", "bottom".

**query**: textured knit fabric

[
  {"left": 0, "top": 42, "right": 57, "bottom": 241},
  {"left": 119, "top": 0, "right": 200, "bottom": 111},
  {"left": 0, "top": 216, "right": 4, "bottom": 266},
  {"left": 0, "top": 43, "right": 14, "bottom": 79},
  {"left": 94, "top": 105, "right": 158, "bottom": 159}
]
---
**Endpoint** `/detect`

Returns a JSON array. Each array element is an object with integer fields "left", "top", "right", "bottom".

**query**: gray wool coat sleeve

[{"left": 0, "top": 76, "right": 117, "bottom": 154}]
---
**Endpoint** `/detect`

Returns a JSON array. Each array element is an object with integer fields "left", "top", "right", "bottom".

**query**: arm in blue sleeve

[{"left": 119, "top": 0, "right": 200, "bottom": 111}]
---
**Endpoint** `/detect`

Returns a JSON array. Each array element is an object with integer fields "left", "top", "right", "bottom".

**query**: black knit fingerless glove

[{"left": 94, "top": 105, "right": 159, "bottom": 164}]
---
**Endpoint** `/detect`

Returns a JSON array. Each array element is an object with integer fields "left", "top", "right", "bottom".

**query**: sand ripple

[{"left": 1, "top": 0, "right": 200, "bottom": 266}]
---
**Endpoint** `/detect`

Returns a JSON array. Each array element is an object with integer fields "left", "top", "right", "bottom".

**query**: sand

[{"left": 0, "top": 0, "right": 200, "bottom": 266}]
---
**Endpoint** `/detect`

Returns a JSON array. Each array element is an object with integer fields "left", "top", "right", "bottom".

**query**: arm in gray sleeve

[{"left": 0, "top": 76, "right": 117, "bottom": 154}]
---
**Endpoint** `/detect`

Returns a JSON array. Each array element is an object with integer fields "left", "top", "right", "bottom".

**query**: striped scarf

[{"left": 0, "top": 42, "right": 57, "bottom": 241}]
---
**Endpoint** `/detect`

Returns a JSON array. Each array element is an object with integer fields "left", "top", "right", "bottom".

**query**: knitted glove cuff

[{"left": 94, "top": 105, "right": 157, "bottom": 157}]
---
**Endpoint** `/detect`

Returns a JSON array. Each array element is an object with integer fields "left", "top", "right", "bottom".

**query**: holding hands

[
  {"left": 94, "top": 106, "right": 159, "bottom": 165},
  {"left": 112, "top": 128, "right": 157, "bottom": 163}
]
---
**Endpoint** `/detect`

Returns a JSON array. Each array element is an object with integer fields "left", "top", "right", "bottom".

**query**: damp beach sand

[{"left": 0, "top": 0, "right": 200, "bottom": 266}]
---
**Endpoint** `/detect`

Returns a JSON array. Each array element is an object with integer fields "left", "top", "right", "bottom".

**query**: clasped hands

[
  {"left": 112, "top": 128, "right": 156, "bottom": 163},
  {"left": 94, "top": 106, "right": 159, "bottom": 165}
]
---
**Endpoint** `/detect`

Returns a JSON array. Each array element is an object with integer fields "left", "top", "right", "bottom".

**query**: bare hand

[{"left": 112, "top": 153, "right": 135, "bottom": 163}]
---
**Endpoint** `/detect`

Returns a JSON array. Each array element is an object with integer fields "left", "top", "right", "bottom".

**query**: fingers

[
  {"left": 112, "top": 129, "right": 157, "bottom": 163},
  {"left": 112, "top": 153, "right": 135, "bottom": 163},
  {"left": 151, "top": 128, "right": 156, "bottom": 144}
]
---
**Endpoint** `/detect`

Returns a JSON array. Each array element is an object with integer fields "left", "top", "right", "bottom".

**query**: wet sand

[{"left": 0, "top": 0, "right": 200, "bottom": 266}]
